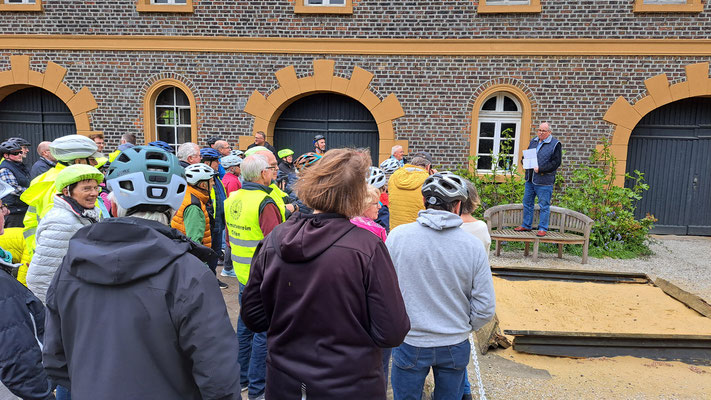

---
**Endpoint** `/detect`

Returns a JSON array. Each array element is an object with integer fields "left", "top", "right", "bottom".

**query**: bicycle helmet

[
  {"left": 244, "top": 146, "right": 269, "bottom": 157},
  {"left": 379, "top": 158, "right": 401, "bottom": 174},
  {"left": 277, "top": 148, "right": 294, "bottom": 159},
  {"left": 313, "top": 134, "right": 325, "bottom": 142},
  {"left": 0, "top": 179, "right": 13, "bottom": 199},
  {"left": 421, "top": 172, "right": 468, "bottom": 207},
  {"left": 220, "top": 155, "right": 242, "bottom": 168},
  {"left": 206, "top": 136, "right": 223, "bottom": 147},
  {"left": 294, "top": 152, "right": 322, "bottom": 171},
  {"left": 0, "top": 141, "right": 22, "bottom": 155},
  {"left": 50, "top": 135, "right": 100, "bottom": 162},
  {"left": 200, "top": 147, "right": 221, "bottom": 161},
  {"left": 106, "top": 146, "right": 186, "bottom": 210},
  {"left": 230, "top": 149, "right": 244, "bottom": 158},
  {"left": 7, "top": 137, "right": 31, "bottom": 147},
  {"left": 367, "top": 167, "right": 387, "bottom": 189},
  {"left": 184, "top": 163, "right": 216, "bottom": 185},
  {"left": 148, "top": 140, "right": 175, "bottom": 154},
  {"left": 55, "top": 164, "right": 104, "bottom": 193}
]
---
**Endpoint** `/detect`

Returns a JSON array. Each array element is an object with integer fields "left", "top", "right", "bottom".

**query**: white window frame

[
  {"left": 150, "top": 0, "right": 186, "bottom": 4},
  {"left": 476, "top": 93, "right": 522, "bottom": 173},
  {"left": 485, "top": 0, "right": 530, "bottom": 4},
  {"left": 6, "top": 0, "right": 36, "bottom": 3},
  {"left": 155, "top": 87, "right": 191, "bottom": 151},
  {"left": 304, "top": 0, "right": 346, "bottom": 6}
]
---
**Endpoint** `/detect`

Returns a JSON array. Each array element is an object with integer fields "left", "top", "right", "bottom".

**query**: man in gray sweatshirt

[{"left": 386, "top": 172, "right": 496, "bottom": 400}]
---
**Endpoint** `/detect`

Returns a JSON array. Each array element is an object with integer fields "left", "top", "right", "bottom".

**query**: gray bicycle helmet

[
  {"left": 184, "top": 163, "right": 216, "bottom": 185},
  {"left": 230, "top": 149, "right": 244, "bottom": 157},
  {"left": 220, "top": 155, "right": 242, "bottom": 168},
  {"left": 367, "top": 166, "right": 387, "bottom": 189},
  {"left": 106, "top": 146, "right": 187, "bottom": 210},
  {"left": 379, "top": 158, "right": 401, "bottom": 174},
  {"left": 421, "top": 171, "right": 468, "bottom": 207},
  {"left": 50, "top": 135, "right": 101, "bottom": 162}
]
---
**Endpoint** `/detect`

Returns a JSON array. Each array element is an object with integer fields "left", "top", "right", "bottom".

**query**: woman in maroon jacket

[{"left": 241, "top": 148, "right": 410, "bottom": 400}]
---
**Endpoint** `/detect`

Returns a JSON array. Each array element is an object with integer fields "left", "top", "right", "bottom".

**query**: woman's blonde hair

[
  {"left": 460, "top": 179, "right": 481, "bottom": 215},
  {"left": 359, "top": 185, "right": 380, "bottom": 215},
  {"left": 294, "top": 148, "right": 370, "bottom": 218}
]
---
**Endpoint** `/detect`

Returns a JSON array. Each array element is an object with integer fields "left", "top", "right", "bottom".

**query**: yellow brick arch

[
  {"left": 0, "top": 55, "right": 100, "bottom": 137},
  {"left": 242, "top": 59, "right": 406, "bottom": 163},
  {"left": 603, "top": 62, "right": 711, "bottom": 186}
]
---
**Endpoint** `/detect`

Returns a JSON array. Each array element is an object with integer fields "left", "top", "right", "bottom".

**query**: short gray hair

[
  {"left": 410, "top": 156, "right": 430, "bottom": 168},
  {"left": 241, "top": 154, "right": 269, "bottom": 183},
  {"left": 391, "top": 145, "right": 403, "bottom": 156},
  {"left": 121, "top": 133, "right": 136, "bottom": 144},
  {"left": 177, "top": 142, "right": 200, "bottom": 162}
]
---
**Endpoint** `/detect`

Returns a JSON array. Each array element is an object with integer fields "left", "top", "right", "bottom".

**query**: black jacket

[
  {"left": 241, "top": 213, "right": 410, "bottom": 400},
  {"left": 247, "top": 141, "right": 279, "bottom": 160},
  {"left": 0, "top": 270, "right": 54, "bottom": 400},
  {"left": 30, "top": 157, "right": 56, "bottom": 180},
  {"left": 42, "top": 217, "right": 240, "bottom": 400}
]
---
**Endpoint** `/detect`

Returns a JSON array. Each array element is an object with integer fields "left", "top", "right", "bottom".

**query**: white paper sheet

[{"left": 523, "top": 149, "right": 538, "bottom": 170}]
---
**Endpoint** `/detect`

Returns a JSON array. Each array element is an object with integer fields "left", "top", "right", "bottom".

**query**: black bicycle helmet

[
  {"left": 0, "top": 141, "right": 22, "bottom": 155},
  {"left": 421, "top": 172, "right": 468, "bottom": 207},
  {"left": 8, "top": 137, "right": 31, "bottom": 147},
  {"left": 148, "top": 140, "right": 175, "bottom": 154}
]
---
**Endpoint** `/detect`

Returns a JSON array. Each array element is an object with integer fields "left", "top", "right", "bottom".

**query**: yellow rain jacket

[
  {"left": 388, "top": 164, "right": 429, "bottom": 230},
  {"left": 0, "top": 227, "right": 27, "bottom": 284}
]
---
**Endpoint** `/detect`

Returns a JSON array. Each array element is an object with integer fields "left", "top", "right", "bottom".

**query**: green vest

[
  {"left": 225, "top": 188, "right": 270, "bottom": 285},
  {"left": 268, "top": 183, "right": 287, "bottom": 221}
]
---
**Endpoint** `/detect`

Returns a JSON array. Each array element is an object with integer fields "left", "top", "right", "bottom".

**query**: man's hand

[
  {"left": 534, "top": 167, "right": 539, "bottom": 173},
  {"left": 285, "top": 204, "right": 296, "bottom": 213}
]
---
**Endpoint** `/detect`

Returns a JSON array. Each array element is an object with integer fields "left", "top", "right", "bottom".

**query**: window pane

[
  {"left": 152, "top": 0, "right": 170, "bottom": 3},
  {"left": 497, "top": 155, "right": 514, "bottom": 170},
  {"left": 477, "top": 156, "right": 492, "bottom": 170},
  {"left": 157, "top": 126, "right": 175, "bottom": 143},
  {"left": 329, "top": 0, "right": 345, "bottom": 4},
  {"left": 156, "top": 108, "right": 176, "bottom": 125},
  {"left": 177, "top": 127, "right": 192, "bottom": 144},
  {"left": 179, "top": 108, "right": 191, "bottom": 125},
  {"left": 174, "top": 0, "right": 187, "bottom": 3},
  {"left": 500, "top": 139, "right": 515, "bottom": 155},
  {"left": 478, "top": 139, "right": 493, "bottom": 154},
  {"left": 174, "top": 88, "right": 189, "bottom": 106},
  {"left": 156, "top": 88, "right": 174, "bottom": 106},
  {"left": 307, "top": 0, "right": 324, "bottom": 4},
  {"left": 501, "top": 123, "right": 516, "bottom": 139},
  {"left": 481, "top": 97, "right": 497, "bottom": 111},
  {"left": 503, "top": 96, "right": 519, "bottom": 112},
  {"left": 480, "top": 122, "right": 495, "bottom": 138}
]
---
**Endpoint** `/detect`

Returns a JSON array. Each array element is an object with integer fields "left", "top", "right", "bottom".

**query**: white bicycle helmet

[
  {"left": 184, "top": 163, "right": 216, "bottom": 185},
  {"left": 0, "top": 179, "right": 13, "bottom": 199},
  {"left": 421, "top": 171, "right": 468, "bottom": 207},
  {"left": 50, "top": 135, "right": 101, "bottom": 162},
  {"left": 106, "top": 146, "right": 187, "bottom": 210},
  {"left": 220, "top": 155, "right": 242, "bottom": 168},
  {"left": 379, "top": 158, "right": 401, "bottom": 174},
  {"left": 367, "top": 166, "right": 387, "bottom": 189},
  {"left": 230, "top": 149, "right": 244, "bottom": 157}
]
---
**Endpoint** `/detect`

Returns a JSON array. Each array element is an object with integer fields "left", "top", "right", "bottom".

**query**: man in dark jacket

[
  {"left": 515, "top": 122, "right": 563, "bottom": 237},
  {"left": 247, "top": 131, "right": 278, "bottom": 160},
  {"left": 0, "top": 140, "right": 31, "bottom": 228},
  {"left": 30, "top": 141, "right": 57, "bottom": 179},
  {"left": 42, "top": 145, "right": 240, "bottom": 399},
  {"left": 0, "top": 253, "right": 54, "bottom": 400}
]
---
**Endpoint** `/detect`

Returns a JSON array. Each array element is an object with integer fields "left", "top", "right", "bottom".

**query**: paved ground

[{"left": 221, "top": 235, "right": 711, "bottom": 399}]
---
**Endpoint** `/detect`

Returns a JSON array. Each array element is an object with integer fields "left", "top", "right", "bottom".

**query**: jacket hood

[
  {"left": 64, "top": 217, "right": 213, "bottom": 285},
  {"left": 273, "top": 212, "right": 356, "bottom": 263},
  {"left": 390, "top": 165, "right": 429, "bottom": 190},
  {"left": 416, "top": 209, "right": 463, "bottom": 231}
]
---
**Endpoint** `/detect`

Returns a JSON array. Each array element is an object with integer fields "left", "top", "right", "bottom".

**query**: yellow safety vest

[
  {"left": 0, "top": 227, "right": 27, "bottom": 285},
  {"left": 225, "top": 188, "right": 271, "bottom": 285},
  {"left": 268, "top": 183, "right": 287, "bottom": 221}
]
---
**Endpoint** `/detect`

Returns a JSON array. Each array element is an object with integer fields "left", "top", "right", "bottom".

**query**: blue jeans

[
  {"left": 383, "top": 347, "right": 392, "bottom": 390},
  {"left": 522, "top": 181, "right": 553, "bottom": 231},
  {"left": 391, "top": 340, "right": 470, "bottom": 400},
  {"left": 55, "top": 385, "right": 71, "bottom": 400},
  {"left": 238, "top": 282, "right": 267, "bottom": 398}
]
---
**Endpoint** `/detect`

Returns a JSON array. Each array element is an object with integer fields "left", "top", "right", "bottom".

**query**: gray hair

[
  {"left": 410, "top": 156, "right": 430, "bottom": 168},
  {"left": 241, "top": 154, "right": 269, "bottom": 183},
  {"left": 121, "top": 133, "right": 136, "bottom": 144},
  {"left": 391, "top": 145, "right": 403, "bottom": 156},
  {"left": 177, "top": 142, "right": 200, "bottom": 162},
  {"left": 108, "top": 192, "right": 171, "bottom": 225}
]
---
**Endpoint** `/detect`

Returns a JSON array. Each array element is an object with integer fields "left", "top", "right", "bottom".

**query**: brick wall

[
  {"left": 3, "top": 50, "right": 708, "bottom": 178},
  {"left": 1, "top": 0, "right": 710, "bottom": 39}
]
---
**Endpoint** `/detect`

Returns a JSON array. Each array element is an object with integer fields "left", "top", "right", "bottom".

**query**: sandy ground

[{"left": 220, "top": 235, "right": 711, "bottom": 400}]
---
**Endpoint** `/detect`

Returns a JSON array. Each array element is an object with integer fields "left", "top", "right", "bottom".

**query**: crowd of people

[{"left": 0, "top": 130, "right": 505, "bottom": 400}]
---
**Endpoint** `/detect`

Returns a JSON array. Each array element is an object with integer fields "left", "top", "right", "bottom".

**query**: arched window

[
  {"left": 475, "top": 92, "right": 522, "bottom": 172},
  {"left": 154, "top": 87, "right": 192, "bottom": 151}
]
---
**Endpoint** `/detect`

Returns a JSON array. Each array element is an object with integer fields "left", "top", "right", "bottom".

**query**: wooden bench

[{"left": 483, "top": 204, "right": 594, "bottom": 264}]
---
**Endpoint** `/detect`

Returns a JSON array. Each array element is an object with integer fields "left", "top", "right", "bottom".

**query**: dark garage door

[
  {"left": 274, "top": 93, "right": 379, "bottom": 166},
  {"left": 626, "top": 97, "right": 711, "bottom": 236},
  {"left": 0, "top": 87, "right": 76, "bottom": 167}
]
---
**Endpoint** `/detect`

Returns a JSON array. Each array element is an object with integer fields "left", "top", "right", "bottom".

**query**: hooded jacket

[
  {"left": 0, "top": 271, "right": 54, "bottom": 400},
  {"left": 387, "top": 164, "right": 429, "bottom": 230},
  {"left": 42, "top": 217, "right": 240, "bottom": 400},
  {"left": 27, "top": 195, "right": 101, "bottom": 303},
  {"left": 241, "top": 212, "right": 410, "bottom": 400}
]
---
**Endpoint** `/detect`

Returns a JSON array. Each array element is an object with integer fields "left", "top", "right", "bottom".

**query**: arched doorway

[
  {"left": 625, "top": 97, "right": 711, "bottom": 235},
  {"left": 0, "top": 87, "right": 76, "bottom": 166},
  {"left": 273, "top": 93, "right": 379, "bottom": 165}
]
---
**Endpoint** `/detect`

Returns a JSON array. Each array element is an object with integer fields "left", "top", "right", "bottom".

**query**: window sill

[
  {"left": 136, "top": 1, "right": 193, "bottom": 13},
  {"left": 633, "top": 2, "right": 703, "bottom": 13},
  {"left": 477, "top": 1, "right": 541, "bottom": 14},
  {"left": 0, "top": 3, "right": 43, "bottom": 11},
  {"left": 294, "top": 2, "right": 353, "bottom": 14}
]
